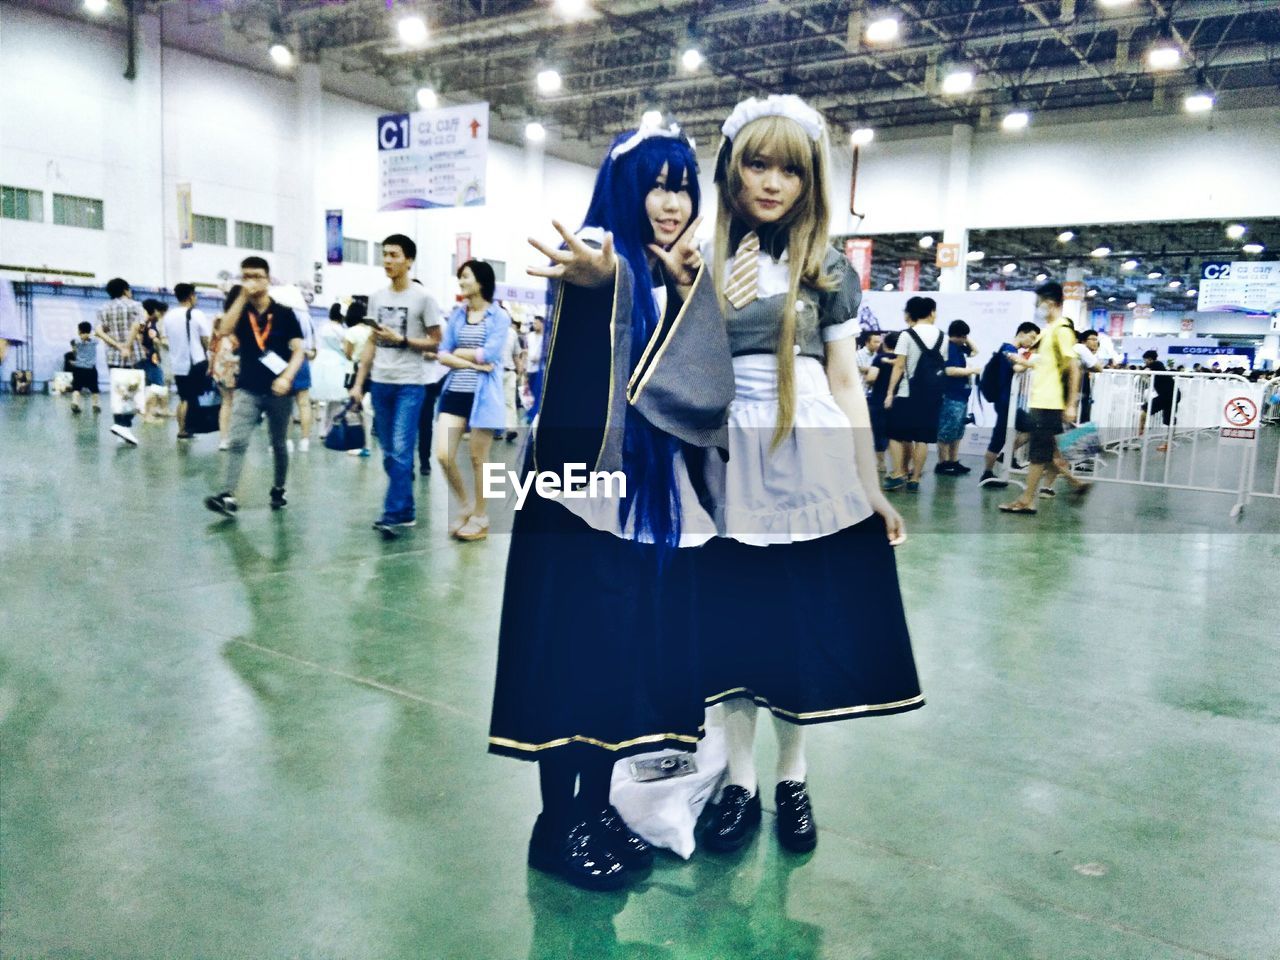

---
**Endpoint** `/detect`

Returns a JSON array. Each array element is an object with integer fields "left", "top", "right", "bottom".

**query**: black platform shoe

[
  {"left": 703, "top": 785, "right": 762, "bottom": 852},
  {"left": 774, "top": 780, "right": 818, "bottom": 853},
  {"left": 527, "top": 813, "right": 629, "bottom": 892},
  {"left": 595, "top": 805, "right": 654, "bottom": 871}
]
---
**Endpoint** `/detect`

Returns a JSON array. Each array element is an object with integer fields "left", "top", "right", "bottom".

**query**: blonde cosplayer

[{"left": 714, "top": 113, "right": 838, "bottom": 448}]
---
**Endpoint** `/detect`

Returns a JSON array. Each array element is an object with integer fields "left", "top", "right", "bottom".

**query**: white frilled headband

[
  {"left": 720, "top": 94, "right": 825, "bottom": 143},
  {"left": 610, "top": 120, "right": 690, "bottom": 160}
]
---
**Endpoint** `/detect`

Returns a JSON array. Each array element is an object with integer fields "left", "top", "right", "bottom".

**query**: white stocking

[
  {"left": 721, "top": 698, "right": 759, "bottom": 793},
  {"left": 773, "top": 716, "right": 808, "bottom": 785}
]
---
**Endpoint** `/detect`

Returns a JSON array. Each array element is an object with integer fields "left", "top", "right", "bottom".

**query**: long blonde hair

[{"left": 714, "top": 114, "right": 836, "bottom": 448}]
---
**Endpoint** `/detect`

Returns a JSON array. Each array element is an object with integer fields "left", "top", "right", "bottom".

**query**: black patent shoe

[
  {"left": 775, "top": 780, "right": 818, "bottom": 853},
  {"left": 703, "top": 785, "right": 762, "bottom": 852},
  {"left": 595, "top": 805, "right": 654, "bottom": 871},
  {"left": 528, "top": 813, "right": 629, "bottom": 892}
]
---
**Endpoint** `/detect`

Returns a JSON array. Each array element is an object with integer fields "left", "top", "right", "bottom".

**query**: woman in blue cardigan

[{"left": 436, "top": 259, "right": 512, "bottom": 542}]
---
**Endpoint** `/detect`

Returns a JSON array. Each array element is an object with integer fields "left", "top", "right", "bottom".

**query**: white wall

[{"left": 0, "top": 5, "right": 597, "bottom": 313}]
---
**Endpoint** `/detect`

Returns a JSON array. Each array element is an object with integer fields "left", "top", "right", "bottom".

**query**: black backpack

[
  {"left": 979, "top": 349, "right": 1007, "bottom": 403},
  {"left": 905, "top": 327, "right": 946, "bottom": 405}
]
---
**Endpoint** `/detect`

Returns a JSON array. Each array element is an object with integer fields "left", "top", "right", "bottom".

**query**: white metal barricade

[{"left": 986, "top": 367, "right": 1260, "bottom": 517}]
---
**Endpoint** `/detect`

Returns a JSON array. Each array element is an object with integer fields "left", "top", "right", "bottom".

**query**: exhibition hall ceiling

[{"left": 21, "top": 0, "right": 1280, "bottom": 159}]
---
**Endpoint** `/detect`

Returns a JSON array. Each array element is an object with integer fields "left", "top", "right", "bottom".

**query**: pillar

[{"left": 938, "top": 123, "right": 972, "bottom": 293}]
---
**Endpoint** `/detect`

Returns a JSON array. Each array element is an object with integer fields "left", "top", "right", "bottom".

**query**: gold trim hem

[
  {"left": 704, "top": 688, "right": 925, "bottom": 721},
  {"left": 489, "top": 726, "right": 703, "bottom": 754}
]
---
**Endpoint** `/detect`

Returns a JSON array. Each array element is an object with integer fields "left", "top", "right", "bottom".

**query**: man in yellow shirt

[{"left": 1000, "top": 282, "right": 1090, "bottom": 513}]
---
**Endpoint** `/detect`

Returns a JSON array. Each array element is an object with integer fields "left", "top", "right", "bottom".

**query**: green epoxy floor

[{"left": 2, "top": 395, "right": 1278, "bottom": 960}]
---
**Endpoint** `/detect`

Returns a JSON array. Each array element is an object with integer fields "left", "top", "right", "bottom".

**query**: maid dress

[
  {"left": 699, "top": 241, "right": 925, "bottom": 723},
  {"left": 487, "top": 252, "right": 735, "bottom": 762}
]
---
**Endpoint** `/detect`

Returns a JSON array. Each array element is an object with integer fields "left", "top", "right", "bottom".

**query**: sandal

[
  {"left": 454, "top": 515, "right": 490, "bottom": 542},
  {"left": 998, "top": 502, "right": 1038, "bottom": 515},
  {"left": 449, "top": 512, "right": 472, "bottom": 536}
]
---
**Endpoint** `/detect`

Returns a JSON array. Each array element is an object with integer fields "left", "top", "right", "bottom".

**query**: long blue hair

[{"left": 580, "top": 131, "right": 701, "bottom": 547}]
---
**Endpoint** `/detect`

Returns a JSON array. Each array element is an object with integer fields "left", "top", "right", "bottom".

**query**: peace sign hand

[
  {"left": 527, "top": 221, "right": 616, "bottom": 289},
  {"left": 647, "top": 216, "right": 704, "bottom": 290}
]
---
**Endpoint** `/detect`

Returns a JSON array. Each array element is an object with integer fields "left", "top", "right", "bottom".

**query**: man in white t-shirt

[
  {"left": 349, "top": 234, "right": 442, "bottom": 535},
  {"left": 163, "top": 282, "right": 211, "bottom": 440},
  {"left": 525, "top": 317, "right": 545, "bottom": 422},
  {"left": 882, "top": 296, "right": 944, "bottom": 490}
]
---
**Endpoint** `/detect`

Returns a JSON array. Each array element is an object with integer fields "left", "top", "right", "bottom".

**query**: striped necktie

[{"left": 725, "top": 231, "right": 760, "bottom": 309}]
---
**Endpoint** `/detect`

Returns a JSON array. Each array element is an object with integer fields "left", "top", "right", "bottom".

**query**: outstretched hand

[
  {"left": 647, "top": 216, "right": 704, "bottom": 288},
  {"left": 527, "top": 221, "right": 616, "bottom": 288}
]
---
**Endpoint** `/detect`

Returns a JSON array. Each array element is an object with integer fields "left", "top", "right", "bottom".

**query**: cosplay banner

[
  {"left": 844, "top": 238, "right": 872, "bottom": 291},
  {"left": 326, "top": 210, "right": 343, "bottom": 264},
  {"left": 377, "top": 102, "right": 489, "bottom": 211}
]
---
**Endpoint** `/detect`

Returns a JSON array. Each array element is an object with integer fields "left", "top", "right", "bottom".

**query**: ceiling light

[
  {"left": 1107, "top": 297, "right": 1117, "bottom": 303},
  {"left": 524, "top": 121, "right": 547, "bottom": 144},
  {"left": 552, "top": 0, "right": 590, "bottom": 17},
  {"left": 1035, "top": 273, "right": 1048, "bottom": 282},
  {"left": 850, "top": 127, "right": 875, "bottom": 147},
  {"left": 1122, "top": 259, "right": 1138, "bottom": 271},
  {"left": 883, "top": 282, "right": 895, "bottom": 291},
  {"left": 1057, "top": 230, "right": 1074, "bottom": 243},
  {"left": 1127, "top": 301, "right": 1137, "bottom": 309},
  {"left": 641, "top": 109, "right": 664, "bottom": 128},
  {"left": 1242, "top": 243, "right": 1265, "bottom": 254},
  {"left": 966, "top": 250, "right": 985, "bottom": 262},
  {"left": 1147, "top": 44, "right": 1181, "bottom": 71},
  {"left": 1169, "top": 279, "right": 1182, "bottom": 289},
  {"left": 1186, "top": 289, "right": 1197, "bottom": 297},
  {"left": 1002, "top": 262, "right": 1017, "bottom": 274},
  {"left": 680, "top": 47, "right": 704, "bottom": 72},
  {"left": 1098, "top": 0, "right": 1135, "bottom": 7},
  {"left": 1184, "top": 92, "right": 1214, "bottom": 113},
  {"left": 1147, "top": 270, "right": 1163, "bottom": 279},
  {"left": 1090, "top": 246, "right": 1111, "bottom": 258},
  {"left": 1226, "top": 224, "right": 1246, "bottom": 240},
  {"left": 866, "top": 16, "right": 900, "bottom": 43},
  {"left": 1087, "top": 289, "right": 1098, "bottom": 297},
  {"left": 536, "top": 69, "right": 562, "bottom": 95},
  {"left": 416, "top": 87, "right": 438, "bottom": 110},
  {"left": 942, "top": 68, "right": 975, "bottom": 95},
  {"left": 269, "top": 44, "right": 294, "bottom": 67},
  {"left": 84, "top": 0, "right": 109, "bottom": 12},
  {"left": 1002, "top": 111, "right": 1030, "bottom": 131},
  {"left": 397, "top": 15, "right": 428, "bottom": 47},
  {"left": 968, "top": 282, "right": 981, "bottom": 291},
  {"left": 918, "top": 235, "right": 935, "bottom": 249}
]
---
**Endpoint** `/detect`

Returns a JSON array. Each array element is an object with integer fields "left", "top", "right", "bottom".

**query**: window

[
  {"left": 52, "top": 193, "right": 104, "bottom": 230},
  {"left": 193, "top": 214, "right": 227, "bottom": 245},
  {"left": 372, "top": 242, "right": 383, "bottom": 265},
  {"left": 343, "top": 238, "right": 369, "bottom": 265},
  {"left": 235, "top": 220, "right": 274, "bottom": 252},
  {"left": 1, "top": 186, "right": 43, "bottom": 223}
]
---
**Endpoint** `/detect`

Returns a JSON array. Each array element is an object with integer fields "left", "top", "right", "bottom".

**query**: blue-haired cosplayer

[{"left": 487, "top": 123, "right": 735, "bottom": 891}]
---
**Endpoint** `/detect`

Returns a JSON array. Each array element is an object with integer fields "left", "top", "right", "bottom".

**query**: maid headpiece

[
  {"left": 611, "top": 117, "right": 694, "bottom": 160},
  {"left": 715, "top": 94, "right": 825, "bottom": 184}
]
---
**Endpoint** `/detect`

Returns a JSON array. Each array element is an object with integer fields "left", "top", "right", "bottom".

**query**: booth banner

[
  {"left": 176, "top": 183, "right": 193, "bottom": 249},
  {"left": 1197, "top": 261, "right": 1280, "bottom": 315},
  {"left": 326, "top": 210, "right": 343, "bottom": 265},
  {"left": 1108, "top": 311, "right": 1126, "bottom": 338},
  {"left": 1167, "top": 344, "right": 1255, "bottom": 370},
  {"left": 859, "top": 290, "right": 1037, "bottom": 454},
  {"left": 455, "top": 233, "right": 472, "bottom": 270},
  {"left": 494, "top": 282, "right": 547, "bottom": 307},
  {"left": 899, "top": 259, "right": 921, "bottom": 292},
  {"left": 844, "top": 238, "right": 872, "bottom": 291},
  {"left": 377, "top": 102, "right": 489, "bottom": 211}
]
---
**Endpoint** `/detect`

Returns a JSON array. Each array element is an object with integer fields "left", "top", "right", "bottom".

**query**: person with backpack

[
  {"left": 977, "top": 320, "right": 1039, "bottom": 486},
  {"left": 882, "top": 296, "right": 945, "bottom": 491},
  {"left": 936, "top": 319, "right": 980, "bottom": 475},
  {"left": 163, "top": 283, "right": 212, "bottom": 440}
]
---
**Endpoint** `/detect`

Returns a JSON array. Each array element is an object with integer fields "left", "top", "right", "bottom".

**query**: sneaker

[
  {"left": 70, "top": 402, "right": 81, "bottom": 414},
  {"left": 373, "top": 517, "right": 416, "bottom": 538},
  {"left": 934, "top": 462, "right": 957, "bottom": 475},
  {"left": 1039, "top": 487, "right": 1057, "bottom": 499},
  {"left": 204, "top": 492, "right": 238, "bottom": 516},
  {"left": 905, "top": 479, "right": 920, "bottom": 492},
  {"left": 505, "top": 431, "right": 518, "bottom": 442},
  {"left": 979, "top": 470, "right": 1009, "bottom": 488},
  {"left": 298, "top": 438, "right": 310, "bottom": 452},
  {"left": 269, "top": 487, "right": 287, "bottom": 510},
  {"left": 951, "top": 461, "right": 972, "bottom": 474},
  {"left": 110, "top": 424, "right": 139, "bottom": 446},
  {"left": 176, "top": 432, "right": 194, "bottom": 441},
  {"left": 882, "top": 475, "right": 906, "bottom": 491},
  {"left": 218, "top": 440, "right": 230, "bottom": 451},
  {"left": 92, "top": 405, "right": 102, "bottom": 413},
  {"left": 348, "top": 448, "right": 371, "bottom": 458},
  {"left": 286, "top": 439, "right": 295, "bottom": 453}
]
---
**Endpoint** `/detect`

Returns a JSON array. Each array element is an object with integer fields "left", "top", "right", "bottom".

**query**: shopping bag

[
  {"left": 323, "top": 400, "right": 365, "bottom": 451},
  {"left": 188, "top": 384, "right": 222, "bottom": 434},
  {"left": 609, "top": 720, "right": 727, "bottom": 859},
  {"left": 1058, "top": 421, "right": 1102, "bottom": 462}
]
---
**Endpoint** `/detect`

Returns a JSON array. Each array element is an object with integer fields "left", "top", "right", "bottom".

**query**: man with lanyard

[
  {"left": 164, "top": 282, "right": 211, "bottom": 440},
  {"left": 349, "top": 234, "right": 441, "bottom": 537},
  {"left": 999, "top": 281, "right": 1090, "bottom": 513},
  {"left": 97, "top": 276, "right": 146, "bottom": 446},
  {"left": 204, "top": 257, "right": 305, "bottom": 516}
]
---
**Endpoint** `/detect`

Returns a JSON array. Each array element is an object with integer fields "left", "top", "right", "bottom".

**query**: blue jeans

[{"left": 370, "top": 381, "right": 426, "bottom": 523}]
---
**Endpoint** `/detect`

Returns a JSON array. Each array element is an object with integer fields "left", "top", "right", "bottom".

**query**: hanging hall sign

[
  {"left": 844, "top": 238, "right": 872, "bottom": 291},
  {"left": 177, "top": 183, "right": 193, "bottom": 249},
  {"left": 326, "top": 210, "right": 343, "bottom": 265},
  {"left": 899, "top": 260, "right": 921, "bottom": 292},
  {"left": 377, "top": 102, "right": 489, "bottom": 211}
]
